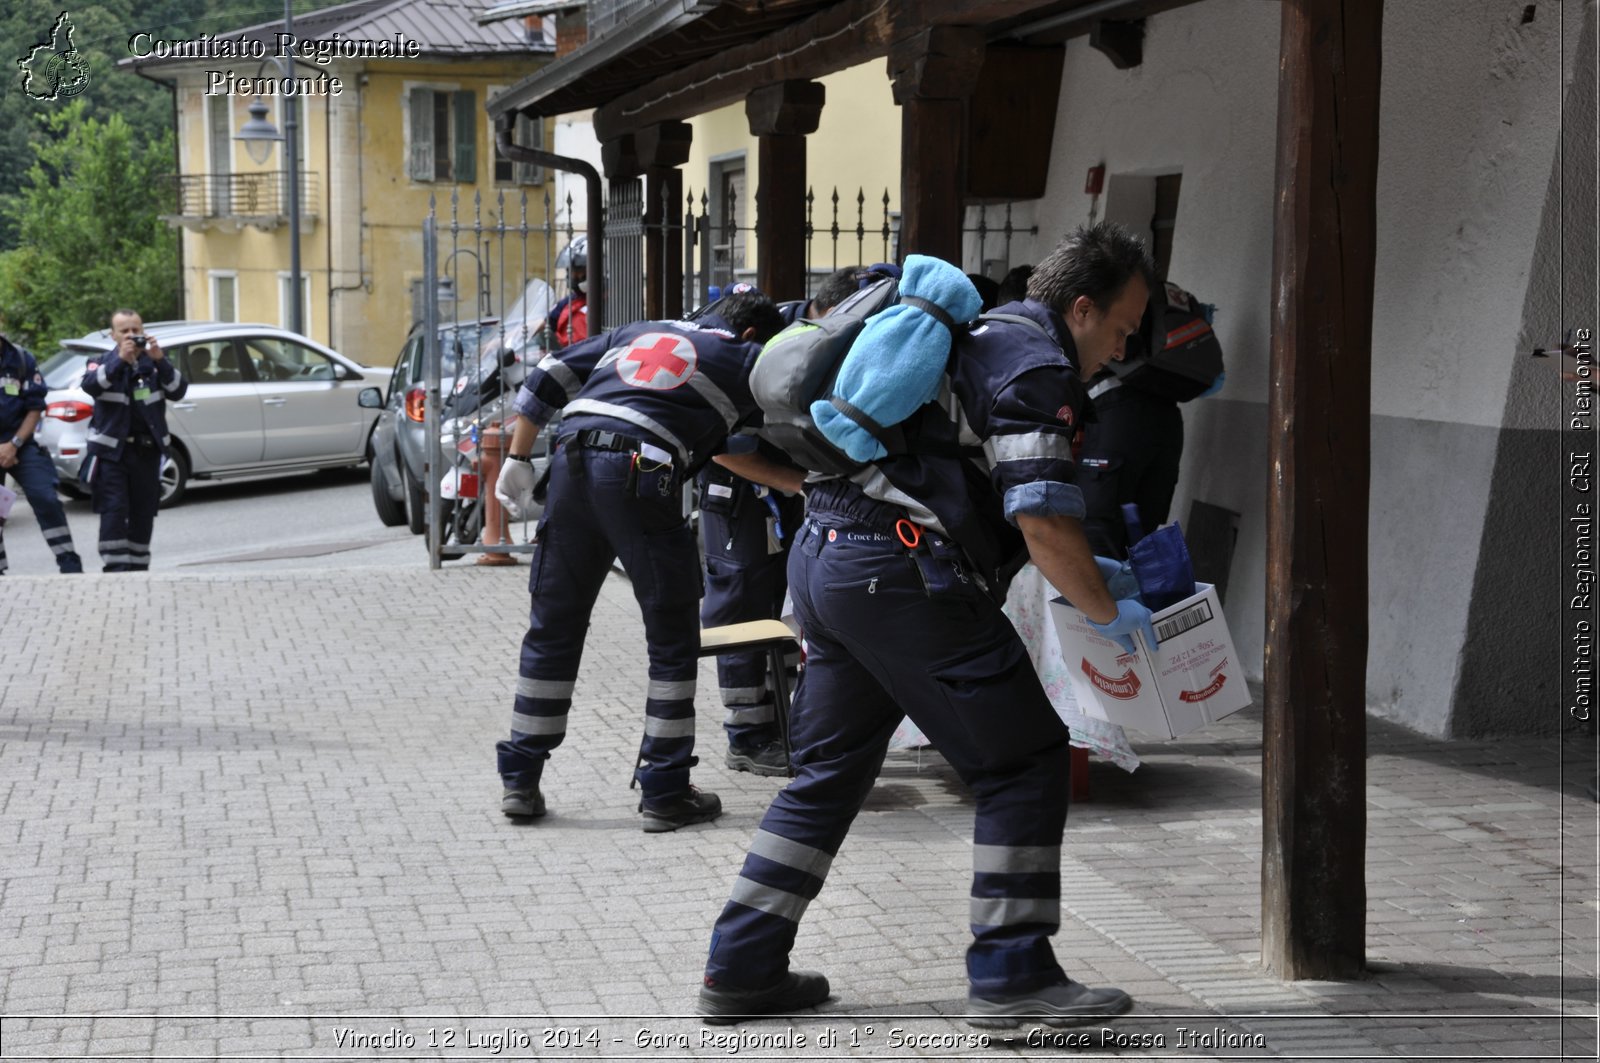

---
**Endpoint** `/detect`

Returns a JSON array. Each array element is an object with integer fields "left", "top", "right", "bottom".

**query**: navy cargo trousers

[
  {"left": 705, "top": 512, "right": 1074, "bottom": 996},
  {"left": 697, "top": 468, "right": 804, "bottom": 749},
  {"left": 496, "top": 442, "right": 703, "bottom": 798}
]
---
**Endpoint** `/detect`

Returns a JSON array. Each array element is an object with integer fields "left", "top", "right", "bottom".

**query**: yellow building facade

[
  {"left": 133, "top": 6, "right": 558, "bottom": 367},
  {"left": 683, "top": 61, "right": 902, "bottom": 300}
]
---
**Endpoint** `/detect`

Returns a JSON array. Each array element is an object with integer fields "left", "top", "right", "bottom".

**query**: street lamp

[{"left": 232, "top": 0, "right": 303, "bottom": 336}]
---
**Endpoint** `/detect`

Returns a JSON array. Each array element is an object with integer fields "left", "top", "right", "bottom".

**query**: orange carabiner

[{"left": 895, "top": 518, "right": 923, "bottom": 550}]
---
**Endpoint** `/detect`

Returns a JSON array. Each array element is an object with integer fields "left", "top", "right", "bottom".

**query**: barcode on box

[{"left": 1156, "top": 600, "right": 1214, "bottom": 642}]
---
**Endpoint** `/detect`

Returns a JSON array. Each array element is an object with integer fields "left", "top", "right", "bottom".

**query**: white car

[{"left": 34, "top": 321, "right": 393, "bottom": 506}]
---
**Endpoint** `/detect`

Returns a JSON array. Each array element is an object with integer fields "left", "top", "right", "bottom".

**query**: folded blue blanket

[{"left": 811, "top": 254, "right": 981, "bottom": 462}]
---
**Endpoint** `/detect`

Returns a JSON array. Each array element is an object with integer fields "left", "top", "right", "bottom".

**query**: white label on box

[{"left": 1050, "top": 583, "right": 1250, "bottom": 740}]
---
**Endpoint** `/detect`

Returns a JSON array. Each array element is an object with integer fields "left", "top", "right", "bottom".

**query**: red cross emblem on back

[{"left": 616, "top": 332, "right": 697, "bottom": 390}]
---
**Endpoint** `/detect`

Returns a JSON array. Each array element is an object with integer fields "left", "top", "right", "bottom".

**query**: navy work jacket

[
  {"left": 81, "top": 347, "right": 188, "bottom": 461},
  {"left": 0, "top": 337, "right": 47, "bottom": 438},
  {"left": 849, "top": 297, "right": 1092, "bottom": 594},
  {"left": 511, "top": 313, "right": 762, "bottom": 474}
]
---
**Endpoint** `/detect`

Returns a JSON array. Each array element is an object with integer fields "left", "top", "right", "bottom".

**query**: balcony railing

[{"left": 161, "top": 172, "right": 319, "bottom": 222}]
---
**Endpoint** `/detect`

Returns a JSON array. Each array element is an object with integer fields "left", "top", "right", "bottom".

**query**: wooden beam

[
  {"left": 892, "top": 25, "right": 984, "bottom": 265},
  {"left": 746, "top": 82, "right": 824, "bottom": 301},
  {"left": 1088, "top": 18, "right": 1144, "bottom": 69},
  {"left": 635, "top": 120, "right": 693, "bottom": 170},
  {"left": 745, "top": 80, "right": 826, "bottom": 138},
  {"left": 593, "top": 0, "right": 1062, "bottom": 141},
  {"left": 1262, "top": 0, "right": 1381, "bottom": 981},
  {"left": 600, "top": 134, "right": 639, "bottom": 179}
]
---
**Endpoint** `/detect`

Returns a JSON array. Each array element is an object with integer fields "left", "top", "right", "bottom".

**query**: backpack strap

[
  {"left": 827, "top": 394, "right": 896, "bottom": 451},
  {"left": 976, "top": 311, "right": 1051, "bottom": 338},
  {"left": 899, "top": 295, "right": 960, "bottom": 333}
]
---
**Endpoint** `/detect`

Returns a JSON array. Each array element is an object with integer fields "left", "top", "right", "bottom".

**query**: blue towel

[{"left": 811, "top": 254, "right": 981, "bottom": 463}]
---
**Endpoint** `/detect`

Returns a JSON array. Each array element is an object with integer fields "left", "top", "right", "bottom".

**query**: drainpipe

[
  {"left": 135, "top": 66, "right": 184, "bottom": 318},
  {"left": 495, "top": 116, "right": 605, "bottom": 331}
]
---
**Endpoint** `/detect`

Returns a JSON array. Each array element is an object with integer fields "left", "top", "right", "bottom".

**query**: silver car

[
  {"left": 34, "top": 321, "right": 392, "bottom": 506},
  {"left": 367, "top": 318, "right": 501, "bottom": 534}
]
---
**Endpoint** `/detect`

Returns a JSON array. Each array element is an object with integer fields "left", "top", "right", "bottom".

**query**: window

[
  {"left": 708, "top": 154, "right": 747, "bottom": 286},
  {"left": 278, "top": 273, "right": 312, "bottom": 335},
  {"left": 408, "top": 86, "right": 476, "bottom": 183},
  {"left": 492, "top": 105, "right": 544, "bottom": 186},
  {"left": 209, "top": 272, "right": 237, "bottom": 323},
  {"left": 207, "top": 96, "right": 231, "bottom": 216},
  {"left": 242, "top": 336, "right": 337, "bottom": 382}
]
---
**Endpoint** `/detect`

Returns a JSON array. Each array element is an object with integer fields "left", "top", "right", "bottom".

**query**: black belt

[
  {"left": 567, "top": 429, "right": 643, "bottom": 453},
  {"left": 125, "top": 435, "right": 158, "bottom": 448}
]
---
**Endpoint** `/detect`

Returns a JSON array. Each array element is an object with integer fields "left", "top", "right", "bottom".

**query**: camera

[{"left": 132, "top": 335, "right": 148, "bottom": 350}]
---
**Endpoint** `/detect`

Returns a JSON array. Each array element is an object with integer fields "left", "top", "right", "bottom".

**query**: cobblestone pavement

[{"left": 0, "top": 567, "right": 1594, "bottom": 1060}]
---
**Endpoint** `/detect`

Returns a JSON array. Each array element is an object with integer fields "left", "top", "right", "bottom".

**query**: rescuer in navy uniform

[
  {"left": 697, "top": 224, "right": 1159, "bottom": 1028},
  {"left": 0, "top": 332, "right": 82, "bottom": 575},
  {"left": 697, "top": 269, "right": 866, "bottom": 777},
  {"left": 493, "top": 290, "right": 786, "bottom": 832},
  {"left": 80, "top": 309, "right": 186, "bottom": 572}
]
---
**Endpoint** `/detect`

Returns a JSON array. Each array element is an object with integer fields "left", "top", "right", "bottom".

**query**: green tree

[{"left": 0, "top": 100, "right": 178, "bottom": 348}]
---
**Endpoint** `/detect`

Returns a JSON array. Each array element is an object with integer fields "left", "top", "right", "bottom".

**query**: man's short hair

[
  {"left": 811, "top": 267, "right": 864, "bottom": 316},
  {"left": 718, "top": 290, "right": 786, "bottom": 344},
  {"left": 1026, "top": 223, "right": 1156, "bottom": 313},
  {"left": 110, "top": 308, "right": 140, "bottom": 325}
]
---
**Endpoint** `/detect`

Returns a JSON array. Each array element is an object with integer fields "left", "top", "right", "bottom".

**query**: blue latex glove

[
  {"left": 1088, "top": 599, "right": 1159, "bottom": 656},
  {"left": 1093, "top": 555, "right": 1142, "bottom": 601},
  {"left": 1198, "top": 369, "right": 1226, "bottom": 399}
]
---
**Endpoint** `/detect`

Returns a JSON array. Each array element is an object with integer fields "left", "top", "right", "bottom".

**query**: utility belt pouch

[
  {"left": 633, "top": 453, "right": 677, "bottom": 500},
  {"left": 698, "top": 464, "right": 741, "bottom": 517},
  {"left": 907, "top": 535, "right": 969, "bottom": 597}
]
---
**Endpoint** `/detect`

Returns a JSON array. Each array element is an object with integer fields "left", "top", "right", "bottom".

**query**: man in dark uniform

[
  {"left": 0, "top": 333, "right": 82, "bottom": 575},
  {"left": 697, "top": 223, "right": 1158, "bottom": 1028},
  {"left": 80, "top": 310, "right": 186, "bottom": 572},
  {"left": 493, "top": 290, "right": 786, "bottom": 832},
  {"left": 698, "top": 268, "right": 866, "bottom": 776},
  {"left": 1077, "top": 281, "right": 1222, "bottom": 557}
]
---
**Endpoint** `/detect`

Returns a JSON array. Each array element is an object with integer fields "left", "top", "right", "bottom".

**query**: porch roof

[{"left": 486, "top": 0, "right": 1196, "bottom": 133}]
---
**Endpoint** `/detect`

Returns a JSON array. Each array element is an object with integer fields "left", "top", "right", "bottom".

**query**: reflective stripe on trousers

[
  {"left": 91, "top": 446, "right": 160, "bottom": 573},
  {"left": 496, "top": 445, "right": 702, "bottom": 797},
  {"left": 698, "top": 478, "right": 801, "bottom": 747},
  {"left": 705, "top": 518, "right": 1073, "bottom": 995}
]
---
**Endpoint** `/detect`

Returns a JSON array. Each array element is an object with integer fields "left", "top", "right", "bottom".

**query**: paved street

[
  {"left": 0, "top": 554, "right": 1595, "bottom": 1060},
  {"left": 0, "top": 468, "right": 431, "bottom": 576}
]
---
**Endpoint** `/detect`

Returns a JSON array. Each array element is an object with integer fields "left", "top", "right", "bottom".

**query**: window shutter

[
  {"left": 453, "top": 90, "right": 477, "bottom": 183},
  {"left": 408, "top": 87, "right": 433, "bottom": 181},
  {"left": 516, "top": 113, "right": 544, "bottom": 185}
]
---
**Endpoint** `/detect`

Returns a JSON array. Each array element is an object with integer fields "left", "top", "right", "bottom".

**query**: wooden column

[
  {"left": 889, "top": 26, "right": 984, "bottom": 265},
  {"left": 637, "top": 122, "right": 692, "bottom": 320},
  {"left": 746, "top": 81, "right": 825, "bottom": 301},
  {"left": 1262, "top": 0, "right": 1382, "bottom": 981}
]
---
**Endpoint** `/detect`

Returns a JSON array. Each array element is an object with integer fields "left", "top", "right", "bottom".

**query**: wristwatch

[
  {"left": 506, "top": 452, "right": 532, "bottom": 463},
  {"left": 8, "top": 436, "right": 20, "bottom": 449}
]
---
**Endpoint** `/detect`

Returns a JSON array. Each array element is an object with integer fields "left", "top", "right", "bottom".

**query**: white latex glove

[{"left": 495, "top": 456, "right": 537, "bottom": 520}]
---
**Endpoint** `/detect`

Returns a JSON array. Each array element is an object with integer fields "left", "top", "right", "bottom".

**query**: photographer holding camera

[{"left": 79, "top": 309, "right": 186, "bottom": 571}]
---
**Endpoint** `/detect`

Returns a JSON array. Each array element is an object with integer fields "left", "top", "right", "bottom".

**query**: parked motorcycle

[{"left": 432, "top": 278, "right": 555, "bottom": 561}]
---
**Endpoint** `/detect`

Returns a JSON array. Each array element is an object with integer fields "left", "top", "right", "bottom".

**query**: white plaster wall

[
  {"left": 552, "top": 110, "right": 603, "bottom": 233},
  {"left": 1021, "top": 0, "right": 1573, "bottom": 734}
]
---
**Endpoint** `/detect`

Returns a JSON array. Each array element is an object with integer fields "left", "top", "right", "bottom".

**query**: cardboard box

[{"left": 1049, "top": 583, "right": 1250, "bottom": 739}]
